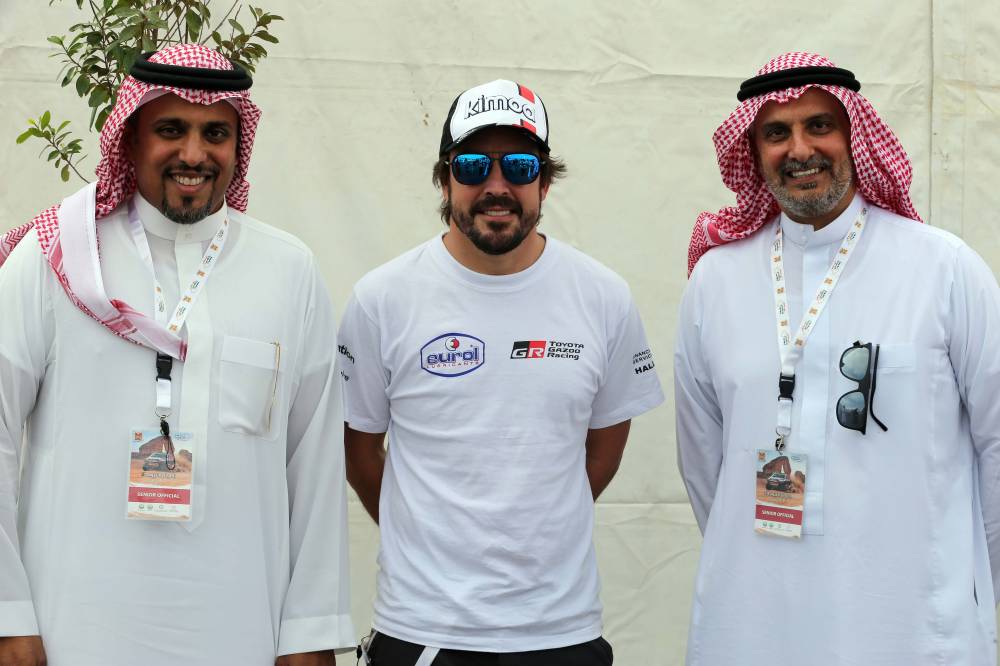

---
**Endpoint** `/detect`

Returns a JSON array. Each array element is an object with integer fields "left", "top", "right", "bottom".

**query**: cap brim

[{"left": 442, "top": 123, "right": 550, "bottom": 154}]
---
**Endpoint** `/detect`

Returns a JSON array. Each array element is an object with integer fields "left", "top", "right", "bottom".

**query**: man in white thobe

[
  {"left": 676, "top": 51, "right": 1000, "bottom": 665},
  {"left": 0, "top": 44, "right": 353, "bottom": 665}
]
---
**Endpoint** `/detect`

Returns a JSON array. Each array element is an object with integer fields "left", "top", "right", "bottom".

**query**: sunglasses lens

[
  {"left": 451, "top": 154, "right": 491, "bottom": 185},
  {"left": 836, "top": 390, "right": 867, "bottom": 430},
  {"left": 840, "top": 347, "right": 870, "bottom": 381},
  {"left": 500, "top": 153, "right": 541, "bottom": 185}
]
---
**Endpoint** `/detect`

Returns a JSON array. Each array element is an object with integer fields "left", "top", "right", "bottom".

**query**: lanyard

[
  {"left": 770, "top": 206, "right": 867, "bottom": 450},
  {"left": 127, "top": 201, "right": 229, "bottom": 446}
]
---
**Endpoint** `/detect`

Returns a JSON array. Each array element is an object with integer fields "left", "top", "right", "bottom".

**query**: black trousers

[{"left": 363, "top": 631, "right": 614, "bottom": 665}]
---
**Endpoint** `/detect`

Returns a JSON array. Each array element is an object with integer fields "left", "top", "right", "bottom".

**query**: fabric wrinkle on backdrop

[{"left": 1, "top": 1, "right": 999, "bottom": 664}]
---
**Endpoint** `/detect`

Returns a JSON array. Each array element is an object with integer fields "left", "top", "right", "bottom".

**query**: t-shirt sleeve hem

[
  {"left": 0, "top": 601, "right": 39, "bottom": 637},
  {"left": 276, "top": 613, "right": 357, "bottom": 656},
  {"left": 344, "top": 415, "right": 389, "bottom": 434},
  {"left": 588, "top": 389, "right": 665, "bottom": 430}
]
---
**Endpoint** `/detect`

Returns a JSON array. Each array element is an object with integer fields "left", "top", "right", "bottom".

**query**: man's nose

[
  {"left": 482, "top": 158, "right": 512, "bottom": 196},
  {"left": 786, "top": 127, "right": 813, "bottom": 163},
  {"left": 177, "top": 135, "right": 209, "bottom": 168}
]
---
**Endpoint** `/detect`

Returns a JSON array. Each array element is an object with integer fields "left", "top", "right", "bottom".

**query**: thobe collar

[
  {"left": 779, "top": 192, "right": 864, "bottom": 248},
  {"left": 133, "top": 193, "right": 228, "bottom": 243}
]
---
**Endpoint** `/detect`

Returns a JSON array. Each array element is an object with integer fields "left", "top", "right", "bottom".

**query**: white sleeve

[
  {"left": 589, "top": 295, "right": 665, "bottom": 429},
  {"left": 277, "top": 257, "right": 355, "bottom": 655},
  {"left": 947, "top": 243, "right": 1000, "bottom": 602},
  {"left": 0, "top": 232, "right": 51, "bottom": 635},
  {"left": 336, "top": 290, "right": 389, "bottom": 434},
  {"left": 674, "top": 271, "right": 724, "bottom": 534}
]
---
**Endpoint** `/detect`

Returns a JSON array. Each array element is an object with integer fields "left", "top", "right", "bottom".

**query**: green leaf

[
  {"left": 121, "top": 50, "right": 138, "bottom": 73},
  {"left": 47, "top": 35, "right": 64, "bottom": 46},
  {"left": 88, "top": 87, "right": 109, "bottom": 108},
  {"left": 228, "top": 18, "right": 246, "bottom": 34},
  {"left": 40, "top": 111, "right": 51, "bottom": 128},
  {"left": 75, "top": 75, "right": 90, "bottom": 97},
  {"left": 118, "top": 24, "right": 140, "bottom": 42},
  {"left": 256, "top": 31, "right": 278, "bottom": 44},
  {"left": 57, "top": 120, "right": 71, "bottom": 132},
  {"left": 95, "top": 107, "right": 111, "bottom": 132},
  {"left": 48, "top": 150, "right": 61, "bottom": 162},
  {"left": 61, "top": 165, "right": 71, "bottom": 182},
  {"left": 112, "top": 5, "right": 138, "bottom": 18},
  {"left": 185, "top": 9, "right": 202, "bottom": 39},
  {"left": 16, "top": 129, "right": 34, "bottom": 144}
]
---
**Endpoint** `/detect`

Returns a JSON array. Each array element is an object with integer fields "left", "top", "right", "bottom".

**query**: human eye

[
  {"left": 205, "top": 125, "right": 232, "bottom": 142},
  {"left": 156, "top": 124, "right": 182, "bottom": 138},
  {"left": 809, "top": 117, "right": 834, "bottom": 133},
  {"left": 762, "top": 125, "right": 788, "bottom": 141}
]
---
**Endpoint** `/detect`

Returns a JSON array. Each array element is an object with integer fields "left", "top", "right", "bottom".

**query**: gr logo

[{"left": 510, "top": 340, "right": 546, "bottom": 359}]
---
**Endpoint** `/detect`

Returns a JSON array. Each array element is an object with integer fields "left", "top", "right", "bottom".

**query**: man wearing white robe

[
  {"left": 0, "top": 44, "right": 353, "bottom": 665},
  {"left": 676, "top": 52, "right": 1000, "bottom": 665}
]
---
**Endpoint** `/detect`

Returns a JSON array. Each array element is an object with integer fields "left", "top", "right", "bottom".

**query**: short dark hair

[{"left": 431, "top": 152, "right": 567, "bottom": 225}]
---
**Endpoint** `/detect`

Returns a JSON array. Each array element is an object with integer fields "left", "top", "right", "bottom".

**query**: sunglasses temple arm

[{"left": 869, "top": 346, "right": 888, "bottom": 432}]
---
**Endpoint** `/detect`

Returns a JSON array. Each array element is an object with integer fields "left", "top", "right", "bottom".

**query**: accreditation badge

[
  {"left": 126, "top": 429, "right": 194, "bottom": 521},
  {"left": 754, "top": 448, "right": 807, "bottom": 538}
]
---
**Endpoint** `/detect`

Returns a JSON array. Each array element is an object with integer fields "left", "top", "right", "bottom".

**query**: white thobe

[
  {"left": 0, "top": 193, "right": 354, "bottom": 664},
  {"left": 675, "top": 194, "right": 1000, "bottom": 665}
]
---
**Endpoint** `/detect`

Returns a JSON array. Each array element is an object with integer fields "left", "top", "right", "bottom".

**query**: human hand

[
  {"left": 0, "top": 636, "right": 46, "bottom": 665},
  {"left": 275, "top": 649, "right": 337, "bottom": 666}
]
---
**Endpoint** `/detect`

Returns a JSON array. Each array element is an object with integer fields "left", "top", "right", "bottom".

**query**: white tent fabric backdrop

[{"left": 1, "top": 1, "right": 998, "bottom": 663}]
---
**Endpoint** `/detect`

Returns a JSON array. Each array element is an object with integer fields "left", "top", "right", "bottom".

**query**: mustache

[
  {"left": 162, "top": 162, "right": 219, "bottom": 178},
  {"left": 472, "top": 195, "right": 522, "bottom": 215},
  {"left": 780, "top": 156, "right": 831, "bottom": 174}
]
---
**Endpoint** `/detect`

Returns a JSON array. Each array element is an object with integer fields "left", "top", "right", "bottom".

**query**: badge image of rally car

[
  {"left": 142, "top": 452, "right": 170, "bottom": 471},
  {"left": 765, "top": 472, "right": 794, "bottom": 492}
]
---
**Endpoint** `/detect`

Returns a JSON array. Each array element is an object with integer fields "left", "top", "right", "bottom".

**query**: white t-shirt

[{"left": 338, "top": 234, "right": 664, "bottom": 652}]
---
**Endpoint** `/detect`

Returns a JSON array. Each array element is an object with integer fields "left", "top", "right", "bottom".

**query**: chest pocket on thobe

[
  {"left": 863, "top": 343, "right": 916, "bottom": 433},
  {"left": 218, "top": 335, "right": 283, "bottom": 440}
]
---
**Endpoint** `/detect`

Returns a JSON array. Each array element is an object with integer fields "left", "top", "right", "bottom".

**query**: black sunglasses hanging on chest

[{"left": 836, "top": 340, "right": 888, "bottom": 435}]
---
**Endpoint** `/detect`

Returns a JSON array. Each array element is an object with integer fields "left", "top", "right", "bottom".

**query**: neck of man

[
  {"left": 442, "top": 224, "right": 546, "bottom": 276},
  {"left": 783, "top": 183, "right": 858, "bottom": 231}
]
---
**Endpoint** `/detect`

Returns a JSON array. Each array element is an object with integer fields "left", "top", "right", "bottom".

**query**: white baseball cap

[{"left": 439, "top": 79, "right": 550, "bottom": 155}]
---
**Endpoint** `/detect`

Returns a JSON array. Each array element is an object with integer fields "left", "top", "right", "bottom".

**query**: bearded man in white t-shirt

[{"left": 339, "top": 79, "right": 664, "bottom": 666}]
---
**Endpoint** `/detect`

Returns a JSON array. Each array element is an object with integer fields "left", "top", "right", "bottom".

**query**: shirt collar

[
  {"left": 133, "top": 193, "right": 228, "bottom": 243},
  {"left": 779, "top": 192, "right": 864, "bottom": 248}
]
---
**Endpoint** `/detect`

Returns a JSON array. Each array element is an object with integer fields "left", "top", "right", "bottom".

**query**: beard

[
  {"left": 449, "top": 194, "right": 541, "bottom": 255},
  {"left": 160, "top": 164, "right": 222, "bottom": 225},
  {"left": 161, "top": 194, "right": 216, "bottom": 225},
  {"left": 765, "top": 155, "right": 854, "bottom": 220}
]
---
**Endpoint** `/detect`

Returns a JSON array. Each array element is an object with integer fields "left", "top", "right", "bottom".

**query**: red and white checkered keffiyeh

[
  {"left": 688, "top": 52, "right": 920, "bottom": 275},
  {"left": 0, "top": 44, "right": 261, "bottom": 358}
]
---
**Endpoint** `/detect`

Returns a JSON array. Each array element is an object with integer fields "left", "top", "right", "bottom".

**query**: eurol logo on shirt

[{"left": 420, "top": 333, "right": 485, "bottom": 377}]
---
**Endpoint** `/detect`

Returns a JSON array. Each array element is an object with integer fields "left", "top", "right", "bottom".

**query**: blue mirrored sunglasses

[{"left": 448, "top": 153, "right": 543, "bottom": 186}]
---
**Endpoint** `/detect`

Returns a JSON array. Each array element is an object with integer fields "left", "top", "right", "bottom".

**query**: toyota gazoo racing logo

[{"left": 420, "top": 333, "right": 485, "bottom": 377}]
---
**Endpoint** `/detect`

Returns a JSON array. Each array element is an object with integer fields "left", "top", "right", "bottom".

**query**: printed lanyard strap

[
  {"left": 770, "top": 206, "right": 868, "bottom": 448},
  {"left": 127, "top": 201, "right": 229, "bottom": 426}
]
